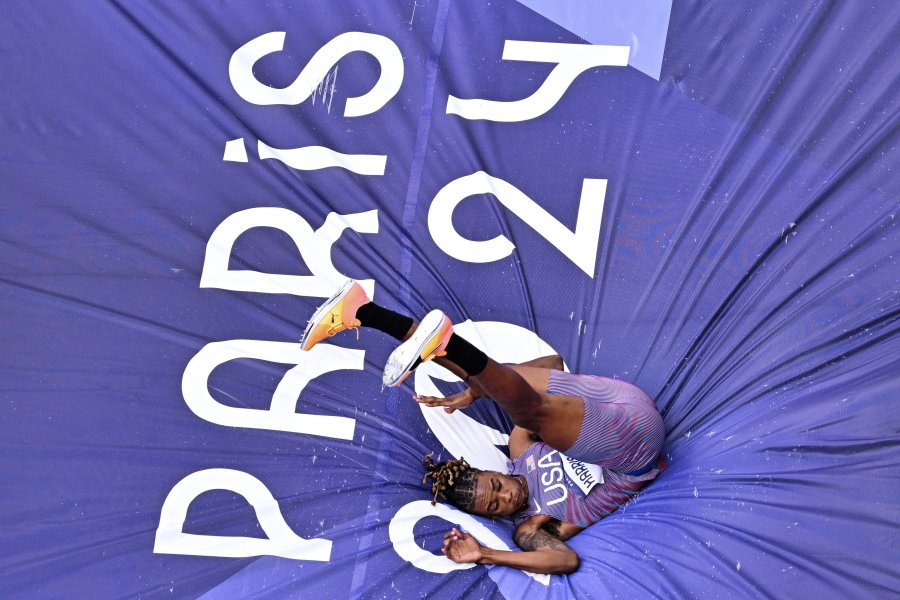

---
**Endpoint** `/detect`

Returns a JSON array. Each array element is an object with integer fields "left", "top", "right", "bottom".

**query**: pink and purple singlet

[{"left": 508, "top": 370, "right": 665, "bottom": 527}]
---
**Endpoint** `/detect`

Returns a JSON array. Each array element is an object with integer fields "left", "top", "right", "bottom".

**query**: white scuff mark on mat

[
  {"left": 407, "top": 1, "right": 420, "bottom": 28},
  {"left": 311, "top": 65, "right": 339, "bottom": 113}
]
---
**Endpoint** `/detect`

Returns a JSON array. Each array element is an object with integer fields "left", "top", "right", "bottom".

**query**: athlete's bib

[{"left": 560, "top": 453, "right": 604, "bottom": 496}]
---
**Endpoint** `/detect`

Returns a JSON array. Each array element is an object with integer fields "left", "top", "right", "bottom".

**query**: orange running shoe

[
  {"left": 300, "top": 280, "right": 371, "bottom": 351},
  {"left": 382, "top": 309, "right": 453, "bottom": 387}
]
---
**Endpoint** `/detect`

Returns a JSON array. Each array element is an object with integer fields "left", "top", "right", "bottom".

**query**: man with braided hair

[{"left": 302, "top": 281, "right": 666, "bottom": 575}]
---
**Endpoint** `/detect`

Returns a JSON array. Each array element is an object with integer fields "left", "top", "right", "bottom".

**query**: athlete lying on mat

[{"left": 301, "top": 281, "right": 666, "bottom": 575}]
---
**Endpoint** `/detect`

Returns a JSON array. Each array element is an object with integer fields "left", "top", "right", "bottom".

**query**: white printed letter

[
  {"left": 389, "top": 501, "right": 549, "bottom": 585},
  {"left": 257, "top": 141, "right": 386, "bottom": 176},
  {"left": 447, "top": 40, "right": 629, "bottom": 121},
  {"left": 428, "top": 172, "right": 605, "bottom": 277},
  {"left": 200, "top": 207, "right": 378, "bottom": 299},
  {"left": 230, "top": 31, "right": 403, "bottom": 117},
  {"left": 155, "top": 469, "right": 331, "bottom": 561},
  {"left": 182, "top": 341, "right": 361, "bottom": 440}
]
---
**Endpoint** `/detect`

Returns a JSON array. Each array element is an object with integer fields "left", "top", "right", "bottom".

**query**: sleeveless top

[{"left": 508, "top": 441, "right": 660, "bottom": 528}]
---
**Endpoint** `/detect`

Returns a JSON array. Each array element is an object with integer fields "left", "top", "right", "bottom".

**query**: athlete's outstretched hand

[
  {"left": 413, "top": 387, "right": 479, "bottom": 414},
  {"left": 442, "top": 528, "right": 483, "bottom": 564}
]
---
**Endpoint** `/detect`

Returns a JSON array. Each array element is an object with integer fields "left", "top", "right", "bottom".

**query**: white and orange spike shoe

[
  {"left": 382, "top": 309, "right": 453, "bottom": 387},
  {"left": 300, "top": 280, "right": 371, "bottom": 351}
]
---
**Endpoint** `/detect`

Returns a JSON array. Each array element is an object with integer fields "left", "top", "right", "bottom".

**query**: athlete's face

[{"left": 472, "top": 471, "right": 528, "bottom": 517}]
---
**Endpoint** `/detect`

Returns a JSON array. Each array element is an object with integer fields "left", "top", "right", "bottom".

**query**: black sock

[
  {"left": 444, "top": 334, "right": 488, "bottom": 378},
  {"left": 356, "top": 303, "right": 414, "bottom": 341}
]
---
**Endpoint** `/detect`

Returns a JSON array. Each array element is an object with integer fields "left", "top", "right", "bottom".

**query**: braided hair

[{"left": 422, "top": 452, "right": 482, "bottom": 512}]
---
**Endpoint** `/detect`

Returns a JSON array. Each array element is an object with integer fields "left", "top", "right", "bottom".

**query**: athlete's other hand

[
  {"left": 442, "top": 528, "right": 483, "bottom": 564},
  {"left": 414, "top": 388, "right": 478, "bottom": 414}
]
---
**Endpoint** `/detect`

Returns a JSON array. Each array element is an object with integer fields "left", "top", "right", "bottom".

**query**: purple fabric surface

[{"left": 1, "top": 1, "right": 898, "bottom": 598}]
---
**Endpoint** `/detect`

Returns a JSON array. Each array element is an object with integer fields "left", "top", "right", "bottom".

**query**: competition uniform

[{"left": 508, "top": 371, "right": 665, "bottom": 527}]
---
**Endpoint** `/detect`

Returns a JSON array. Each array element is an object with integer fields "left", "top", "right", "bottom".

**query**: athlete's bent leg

[
  {"left": 547, "top": 371, "right": 665, "bottom": 472},
  {"left": 382, "top": 309, "right": 585, "bottom": 448},
  {"left": 469, "top": 361, "right": 584, "bottom": 451}
]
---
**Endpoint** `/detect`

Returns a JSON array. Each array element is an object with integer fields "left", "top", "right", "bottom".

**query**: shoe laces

[{"left": 326, "top": 320, "right": 361, "bottom": 340}]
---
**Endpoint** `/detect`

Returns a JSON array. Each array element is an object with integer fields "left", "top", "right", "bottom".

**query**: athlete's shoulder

[{"left": 508, "top": 426, "right": 542, "bottom": 459}]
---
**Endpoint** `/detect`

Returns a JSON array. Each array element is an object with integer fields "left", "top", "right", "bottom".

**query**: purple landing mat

[{"left": 1, "top": 1, "right": 898, "bottom": 598}]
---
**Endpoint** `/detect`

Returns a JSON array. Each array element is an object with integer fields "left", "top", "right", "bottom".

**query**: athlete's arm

[
  {"left": 508, "top": 426, "right": 540, "bottom": 458},
  {"left": 413, "top": 385, "right": 481, "bottom": 413},
  {"left": 517, "top": 354, "right": 564, "bottom": 370},
  {"left": 429, "top": 354, "right": 562, "bottom": 392},
  {"left": 534, "top": 516, "right": 583, "bottom": 542},
  {"left": 433, "top": 356, "right": 474, "bottom": 384},
  {"left": 414, "top": 355, "right": 563, "bottom": 414},
  {"left": 442, "top": 516, "right": 582, "bottom": 575}
]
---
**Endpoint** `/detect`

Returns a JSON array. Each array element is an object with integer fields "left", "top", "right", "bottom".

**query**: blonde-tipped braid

[{"left": 422, "top": 452, "right": 481, "bottom": 510}]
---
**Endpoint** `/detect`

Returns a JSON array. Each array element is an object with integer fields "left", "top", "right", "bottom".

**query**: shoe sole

[
  {"left": 301, "top": 280, "right": 355, "bottom": 350},
  {"left": 382, "top": 309, "right": 451, "bottom": 387}
]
